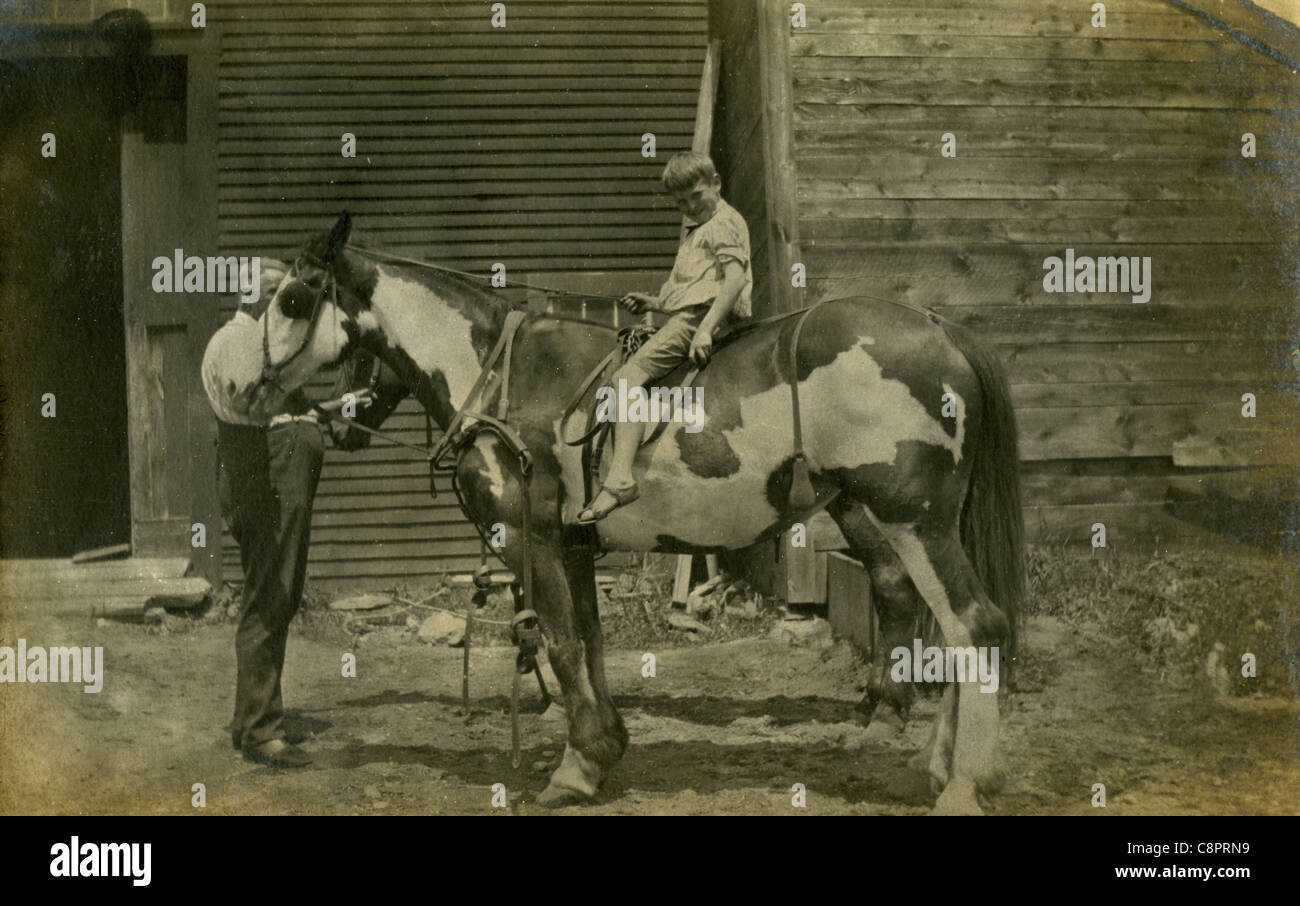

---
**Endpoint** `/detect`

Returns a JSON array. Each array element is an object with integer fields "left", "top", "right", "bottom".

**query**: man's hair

[
  {"left": 661, "top": 151, "right": 719, "bottom": 193},
  {"left": 246, "top": 258, "right": 289, "bottom": 320}
]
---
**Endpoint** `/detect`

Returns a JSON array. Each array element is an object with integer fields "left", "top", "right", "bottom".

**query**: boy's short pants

[{"left": 621, "top": 304, "right": 711, "bottom": 382}]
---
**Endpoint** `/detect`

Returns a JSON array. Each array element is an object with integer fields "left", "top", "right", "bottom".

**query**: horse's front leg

[
  {"left": 536, "top": 536, "right": 628, "bottom": 806},
  {"left": 455, "top": 435, "right": 625, "bottom": 806},
  {"left": 543, "top": 528, "right": 628, "bottom": 800}
]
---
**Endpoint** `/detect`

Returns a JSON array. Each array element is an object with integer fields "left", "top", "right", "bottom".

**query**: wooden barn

[
  {"left": 1, "top": 0, "right": 1296, "bottom": 610},
  {"left": 706, "top": 0, "right": 1299, "bottom": 601}
]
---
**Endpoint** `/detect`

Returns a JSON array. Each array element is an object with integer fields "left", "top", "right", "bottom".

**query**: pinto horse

[{"left": 259, "top": 214, "right": 1025, "bottom": 814}]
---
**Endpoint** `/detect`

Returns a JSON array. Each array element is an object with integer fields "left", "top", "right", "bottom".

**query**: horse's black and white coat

[{"left": 262, "top": 215, "right": 1025, "bottom": 814}]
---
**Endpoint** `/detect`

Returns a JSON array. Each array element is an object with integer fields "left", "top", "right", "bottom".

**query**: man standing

[{"left": 200, "top": 259, "right": 361, "bottom": 767}]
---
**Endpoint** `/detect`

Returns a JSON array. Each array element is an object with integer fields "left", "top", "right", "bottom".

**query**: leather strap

[
  {"left": 560, "top": 349, "right": 620, "bottom": 447},
  {"left": 430, "top": 309, "right": 527, "bottom": 467},
  {"left": 788, "top": 303, "right": 824, "bottom": 463},
  {"left": 497, "top": 314, "right": 521, "bottom": 423}
]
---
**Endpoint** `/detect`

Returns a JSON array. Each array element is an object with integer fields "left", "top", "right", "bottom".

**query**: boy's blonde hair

[{"left": 661, "top": 151, "right": 719, "bottom": 193}]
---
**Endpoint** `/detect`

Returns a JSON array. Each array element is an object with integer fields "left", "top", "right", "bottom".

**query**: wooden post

[
  {"left": 693, "top": 39, "right": 722, "bottom": 156},
  {"left": 756, "top": 0, "right": 801, "bottom": 314},
  {"left": 672, "top": 555, "right": 694, "bottom": 604},
  {"left": 671, "top": 553, "right": 721, "bottom": 605}
]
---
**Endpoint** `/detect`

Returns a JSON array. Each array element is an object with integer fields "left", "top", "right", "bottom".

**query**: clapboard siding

[
  {"left": 712, "top": 0, "right": 1299, "bottom": 546},
  {"left": 211, "top": 0, "right": 708, "bottom": 585}
]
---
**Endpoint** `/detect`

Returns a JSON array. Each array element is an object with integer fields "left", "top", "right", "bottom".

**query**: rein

[{"left": 346, "top": 242, "right": 624, "bottom": 306}]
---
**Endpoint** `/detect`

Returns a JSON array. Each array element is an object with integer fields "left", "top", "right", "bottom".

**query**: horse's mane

[
  {"left": 303, "top": 226, "right": 622, "bottom": 344},
  {"left": 341, "top": 239, "right": 518, "bottom": 338}
]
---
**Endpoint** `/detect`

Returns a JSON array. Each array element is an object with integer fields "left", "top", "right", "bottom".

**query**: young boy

[{"left": 578, "top": 151, "right": 752, "bottom": 523}]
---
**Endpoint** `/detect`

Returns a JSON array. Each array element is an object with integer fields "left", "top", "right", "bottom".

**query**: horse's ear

[{"left": 325, "top": 210, "right": 352, "bottom": 261}]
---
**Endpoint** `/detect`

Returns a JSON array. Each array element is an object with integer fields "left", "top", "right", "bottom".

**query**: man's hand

[
  {"left": 227, "top": 379, "right": 259, "bottom": 416},
  {"left": 689, "top": 327, "right": 715, "bottom": 366},
  {"left": 620, "top": 292, "right": 659, "bottom": 315},
  {"left": 313, "top": 388, "right": 375, "bottom": 422}
]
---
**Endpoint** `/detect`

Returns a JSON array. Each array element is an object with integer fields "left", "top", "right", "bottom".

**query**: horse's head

[
  {"left": 325, "top": 348, "right": 410, "bottom": 450},
  {"left": 254, "top": 211, "right": 364, "bottom": 418},
  {"left": 260, "top": 211, "right": 517, "bottom": 429}
]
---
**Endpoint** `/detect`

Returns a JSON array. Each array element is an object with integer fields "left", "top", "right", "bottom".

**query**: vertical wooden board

[
  {"left": 692, "top": 39, "right": 721, "bottom": 155},
  {"left": 672, "top": 554, "right": 694, "bottom": 603},
  {"left": 159, "top": 324, "right": 191, "bottom": 519},
  {"left": 756, "top": 0, "right": 802, "bottom": 315},
  {"left": 120, "top": 48, "right": 220, "bottom": 561},
  {"left": 826, "top": 552, "right": 874, "bottom": 654},
  {"left": 785, "top": 542, "right": 824, "bottom": 603}
]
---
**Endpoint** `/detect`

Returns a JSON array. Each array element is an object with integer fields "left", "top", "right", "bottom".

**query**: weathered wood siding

[
  {"left": 711, "top": 0, "right": 773, "bottom": 309},
  {"left": 730, "top": 0, "right": 1299, "bottom": 547},
  {"left": 209, "top": 0, "right": 709, "bottom": 586}
]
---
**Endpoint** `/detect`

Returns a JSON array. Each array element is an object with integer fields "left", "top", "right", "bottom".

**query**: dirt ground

[{"left": 1, "top": 600, "right": 1297, "bottom": 816}]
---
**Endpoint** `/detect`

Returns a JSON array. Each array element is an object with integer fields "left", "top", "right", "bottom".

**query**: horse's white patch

[
  {"left": 256, "top": 299, "right": 352, "bottom": 419},
  {"left": 473, "top": 433, "right": 508, "bottom": 498},
  {"left": 552, "top": 342, "right": 968, "bottom": 550},
  {"left": 369, "top": 268, "right": 481, "bottom": 406},
  {"left": 355, "top": 310, "right": 379, "bottom": 334}
]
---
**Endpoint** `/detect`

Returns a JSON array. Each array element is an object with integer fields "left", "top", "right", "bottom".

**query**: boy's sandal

[{"left": 576, "top": 483, "right": 640, "bottom": 525}]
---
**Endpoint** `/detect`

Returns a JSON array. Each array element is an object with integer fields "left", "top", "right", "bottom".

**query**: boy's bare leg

[
  {"left": 578, "top": 366, "right": 648, "bottom": 522},
  {"left": 604, "top": 419, "right": 641, "bottom": 490}
]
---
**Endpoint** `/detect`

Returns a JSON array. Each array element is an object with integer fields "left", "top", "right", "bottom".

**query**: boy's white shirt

[{"left": 657, "top": 199, "right": 752, "bottom": 319}]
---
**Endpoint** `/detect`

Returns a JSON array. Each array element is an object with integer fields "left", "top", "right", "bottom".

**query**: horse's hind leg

[
  {"left": 826, "top": 496, "right": 922, "bottom": 737},
  {"left": 848, "top": 504, "right": 1009, "bottom": 814}
]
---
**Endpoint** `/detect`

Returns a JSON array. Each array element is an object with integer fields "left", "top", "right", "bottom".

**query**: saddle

[{"left": 560, "top": 304, "right": 825, "bottom": 514}]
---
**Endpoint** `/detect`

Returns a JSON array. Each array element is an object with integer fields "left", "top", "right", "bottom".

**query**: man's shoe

[{"left": 242, "top": 738, "right": 312, "bottom": 768}]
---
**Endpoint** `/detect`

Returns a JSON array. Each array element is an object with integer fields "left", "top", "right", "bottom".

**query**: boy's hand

[
  {"left": 689, "top": 327, "right": 715, "bottom": 366},
  {"left": 620, "top": 292, "right": 658, "bottom": 314}
]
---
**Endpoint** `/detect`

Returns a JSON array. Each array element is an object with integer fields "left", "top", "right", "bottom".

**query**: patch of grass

[{"left": 1025, "top": 544, "right": 1300, "bottom": 697}]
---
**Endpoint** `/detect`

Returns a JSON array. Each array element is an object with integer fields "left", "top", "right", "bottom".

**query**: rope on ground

[{"left": 392, "top": 595, "right": 514, "bottom": 626}]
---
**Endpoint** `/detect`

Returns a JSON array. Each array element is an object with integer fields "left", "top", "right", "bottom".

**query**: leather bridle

[{"left": 259, "top": 253, "right": 340, "bottom": 397}]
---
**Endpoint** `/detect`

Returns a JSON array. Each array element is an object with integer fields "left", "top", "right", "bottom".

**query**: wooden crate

[{"left": 825, "top": 551, "right": 876, "bottom": 656}]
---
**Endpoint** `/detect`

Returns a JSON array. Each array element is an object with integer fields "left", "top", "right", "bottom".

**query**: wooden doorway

[{"left": 0, "top": 58, "right": 131, "bottom": 557}]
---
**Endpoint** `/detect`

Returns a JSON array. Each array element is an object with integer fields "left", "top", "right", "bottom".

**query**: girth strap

[
  {"left": 561, "top": 348, "right": 619, "bottom": 448},
  {"left": 786, "top": 302, "right": 825, "bottom": 509}
]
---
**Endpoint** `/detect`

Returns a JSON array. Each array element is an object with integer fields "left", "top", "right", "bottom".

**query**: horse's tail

[{"left": 942, "top": 320, "right": 1025, "bottom": 657}]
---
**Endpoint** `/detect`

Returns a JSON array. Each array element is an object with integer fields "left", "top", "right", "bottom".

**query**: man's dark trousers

[{"left": 217, "top": 420, "right": 324, "bottom": 748}]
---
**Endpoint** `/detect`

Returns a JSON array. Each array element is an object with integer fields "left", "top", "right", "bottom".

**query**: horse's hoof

[
  {"left": 536, "top": 744, "right": 601, "bottom": 808},
  {"left": 535, "top": 784, "right": 591, "bottom": 809},
  {"left": 930, "top": 777, "right": 983, "bottom": 816}
]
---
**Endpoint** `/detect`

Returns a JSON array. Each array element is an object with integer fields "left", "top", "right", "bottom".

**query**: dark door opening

[{"left": 0, "top": 58, "right": 131, "bottom": 557}]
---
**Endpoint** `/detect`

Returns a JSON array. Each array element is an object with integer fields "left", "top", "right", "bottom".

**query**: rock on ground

[
  {"left": 330, "top": 593, "right": 396, "bottom": 612},
  {"left": 770, "top": 615, "right": 834, "bottom": 649},
  {"left": 418, "top": 611, "right": 465, "bottom": 646},
  {"left": 668, "top": 611, "right": 712, "bottom": 635}
]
